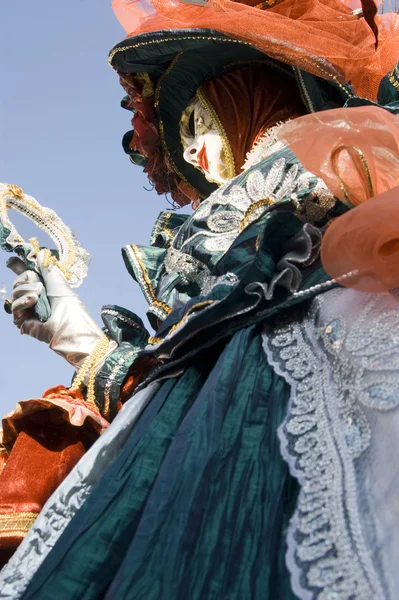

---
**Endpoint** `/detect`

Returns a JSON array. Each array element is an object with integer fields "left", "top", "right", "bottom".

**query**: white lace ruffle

[
  {"left": 0, "top": 183, "right": 90, "bottom": 288},
  {"left": 263, "top": 289, "right": 399, "bottom": 600}
]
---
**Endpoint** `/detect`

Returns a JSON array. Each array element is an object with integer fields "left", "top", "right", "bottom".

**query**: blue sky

[{"left": 0, "top": 1, "right": 171, "bottom": 413}]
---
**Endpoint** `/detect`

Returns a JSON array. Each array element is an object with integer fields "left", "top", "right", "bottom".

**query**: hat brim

[{"left": 109, "top": 29, "right": 294, "bottom": 198}]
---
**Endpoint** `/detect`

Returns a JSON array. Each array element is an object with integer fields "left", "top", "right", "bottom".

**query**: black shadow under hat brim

[{"left": 109, "top": 29, "right": 293, "bottom": 198}]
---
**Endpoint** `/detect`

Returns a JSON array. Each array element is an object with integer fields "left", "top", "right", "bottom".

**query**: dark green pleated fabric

[{"left": 24, "top": 325, "right": 298, "bottom": 600}]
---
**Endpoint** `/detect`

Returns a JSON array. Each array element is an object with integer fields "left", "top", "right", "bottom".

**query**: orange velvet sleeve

[
  {"left": 119, "top": 355, "right": 158, "bottom": 405},
  {"left": 0, "top": 353, "right": 156, "bottom": 567},
  {"left": 0, "top": 386, "right": 108, "bottom": 567}
]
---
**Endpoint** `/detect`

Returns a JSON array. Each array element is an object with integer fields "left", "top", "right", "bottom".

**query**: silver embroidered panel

[
  {"left": 174, "top": 152, "right": 333, "bottom": 261},
  {"left": 164, "top": 246, "right": 210, "bottom": 288},
  {"left": 157, "top": 150, "right": 334, "bottom": 308}
]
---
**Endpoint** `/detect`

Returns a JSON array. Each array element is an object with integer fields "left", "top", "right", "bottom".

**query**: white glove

[{"left": 9, "top": 250, "right": 114, "bottom": 370}]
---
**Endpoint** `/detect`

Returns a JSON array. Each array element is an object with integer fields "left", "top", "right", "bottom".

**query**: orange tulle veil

[{"left": 112, "top": 0, "right": 399, "bottom": 101}]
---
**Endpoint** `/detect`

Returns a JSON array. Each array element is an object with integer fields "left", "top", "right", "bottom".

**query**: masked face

[{"left": 180, "top": 96, "right": 235, "bottom": 186}]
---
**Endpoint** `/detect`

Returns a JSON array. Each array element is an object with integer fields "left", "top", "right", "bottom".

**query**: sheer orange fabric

[
  {"left": 112, "top": 0, "right": 399, "bottom": 101},
  {"left": 202, "top": 65, "right": 306, "bottom": 174},
  {"left": 279, "top": 106, "right": 399, "bottom": 205},
  {"left": 0, "top": 385, "right": 108, "bottom": 566},
  {"left": 321, "top": 188, "right": 399, "bottom": 292},
  {"left": 279, "top": 106, "right": 399, "bottom": 292}
]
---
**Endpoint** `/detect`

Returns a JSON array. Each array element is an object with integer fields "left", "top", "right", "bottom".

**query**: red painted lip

[{"left": 197, "top": 143, "right": 209, "bottom": 173}]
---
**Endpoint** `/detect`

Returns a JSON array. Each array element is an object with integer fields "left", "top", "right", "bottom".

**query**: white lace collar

[{"left": 241, "top": 121, "right": 288, "bottom": 172}]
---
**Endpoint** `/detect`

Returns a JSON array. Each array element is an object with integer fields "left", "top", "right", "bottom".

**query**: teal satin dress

[{"left": 21, "top": 148, "right": 336, "bottom": 599}]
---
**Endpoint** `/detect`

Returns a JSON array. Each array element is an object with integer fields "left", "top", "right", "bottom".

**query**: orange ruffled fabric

[
  {"left": 322, "top": 188, "right": 399, "bottom": 292},
  {"left": 112, "top": 0, "right": 399, "bottom": 101},
  {"left": 0, "top": 386, "right": 109, "bottom": 567},
  {"left": 279, "top": 106, "right": 399, "bottom": 292},
  {"left": 1, "top": 386, "right": 109, "bottom": 451},
  {"left": 279, "top": 106, "right": 399, "bottom": 204}
]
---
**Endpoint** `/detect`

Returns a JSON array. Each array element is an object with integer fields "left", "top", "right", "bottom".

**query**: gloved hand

[{"left": 8, "top": 250, "right": 114, "bottom": 370}]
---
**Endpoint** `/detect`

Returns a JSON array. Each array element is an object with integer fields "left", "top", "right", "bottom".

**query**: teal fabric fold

[
  {"left": 121, "top": 244, "right": 167, "bottom": 299},
  {"left": 23, "top": 325, "right": 299, "bottom": 600},
  {"left": 120, "top": 149, "right": 340, "bottom": 339},
  {"left": 93, "top": 305, "right": 150, "bottom": 419},
  {"left": 377, "top": 62, "right": 399, "bottom": 108},
  {"left": 121, "top": 243, "right": 170, "bottom": 328},
  {"left": 150, "top": 210, "right": 190, "bottom": 248},
  {"left": 146, "top": 210, "right": 331, "bottom": 369}
]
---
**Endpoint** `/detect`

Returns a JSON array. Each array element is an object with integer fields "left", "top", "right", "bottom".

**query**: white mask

[{"left": 180, "top": 93, "right": 236, "bottom": 186}]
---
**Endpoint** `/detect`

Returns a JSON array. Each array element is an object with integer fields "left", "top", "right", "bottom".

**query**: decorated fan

[{"left": 0, "top": 183, "right": 90, "bottom": 321}]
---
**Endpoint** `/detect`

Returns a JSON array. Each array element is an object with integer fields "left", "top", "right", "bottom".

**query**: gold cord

[
  {"left": 239, "top": 197, "right": 275, "bottom": 233},
  {"left": 70, "top": 335, "right": 110, "bottom": 409},
  {"left": 130, "top": 245, "right": 172, "bottom": 315},
  {"left": 389, "top": 66, "right": 399, "bottom": 91},
  {"left": 331, "top": 144, "right": 375, "bottom": 206},
  {"left": 0, "top": 512, "right": 38, "bottom": 536},
  {"left": 255, "top": 0, "right": 285, "bottom": 7},
  {"left": 41, "top": 248, "right": 74, "bottom": 282}
]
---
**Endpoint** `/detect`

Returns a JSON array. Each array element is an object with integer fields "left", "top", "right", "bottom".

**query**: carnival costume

[{"left": 1, "top": 1, "right": 399, "bottom": 598}]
